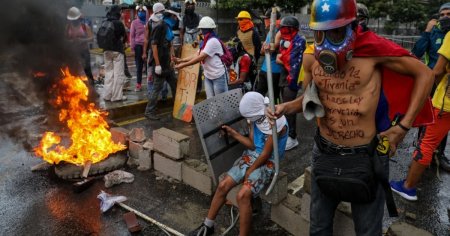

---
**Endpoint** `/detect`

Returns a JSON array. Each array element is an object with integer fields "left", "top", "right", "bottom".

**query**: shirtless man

[{"left": 267, "top": 0, "right": 433, "bottom": 235}]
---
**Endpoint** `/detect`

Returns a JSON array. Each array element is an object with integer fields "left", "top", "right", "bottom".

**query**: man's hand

[
  {"left": 425, "top": 19, "right": 438, "bottom": 32},
  {"left": 155, "top": 65, "right": 162, "bottom": 75},
  {"left": 265, "top": 104, "right": 286, "bottom": 125},
  {"left": 174, "top": 63, "right": 183, "bottom": 70},
  {"left": 221, "top": 125, "right": 238, "bottom": 138},
  {"left": 142, "top": 53, "right": 147, "bottom": 60},
  {"left": 379, "top": 125, "right": 409, "bottom": 157},
  {"left": 244, "top": 167, "right": 255, "bottom": 182}
]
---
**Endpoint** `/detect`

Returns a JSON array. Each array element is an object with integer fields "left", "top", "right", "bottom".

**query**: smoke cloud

[{"left": 0, "top": 0, "right": 93, "bottom": 151}]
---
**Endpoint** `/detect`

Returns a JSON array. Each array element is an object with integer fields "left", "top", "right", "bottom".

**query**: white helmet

[
  {"left": 198, "top": 16, "right": 216, "bottom": 29},
  {"left": 67, "top": 7, "right": 81, "bottom": 20},
  {"left": 185, "top": 0, "right": 196, "bottom": 4},
  {"left": 153, "top": 2, "right": 165, "bottom": 14}
]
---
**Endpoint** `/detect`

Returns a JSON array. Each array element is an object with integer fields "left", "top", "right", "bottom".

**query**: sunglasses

[{"left": 314, "top": 25, "right": 347, "bottom": 46}]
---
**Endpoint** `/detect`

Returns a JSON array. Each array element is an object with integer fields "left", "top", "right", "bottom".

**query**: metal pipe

[{"left": 265, "top": 6, "right": 279, "bottom": 196}]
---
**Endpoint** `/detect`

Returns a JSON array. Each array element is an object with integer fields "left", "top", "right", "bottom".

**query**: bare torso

[{"left": 313, "top": 58, "right": 382, "bottom": 146}]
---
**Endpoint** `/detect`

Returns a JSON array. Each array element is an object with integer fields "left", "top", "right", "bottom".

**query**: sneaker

[
  {"left": 144, "top": 113, "right": 160, "bottom": 120},
  {"left": 135, "top": 83, "right": 142, "bottom": 92},
  {"left": 187, "top": 223, "right": 214, "bottom": 236},
  {"left": 390, "top": 180, "right": 417, "bottom": 201},
  {"left": 285, "top": 137, "right": 299, "bottom": 151}
]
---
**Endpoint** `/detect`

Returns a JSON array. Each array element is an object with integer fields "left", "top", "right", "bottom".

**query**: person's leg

[
  {"left": 134, "top": 45, "right": 144, "bottom": 87},
  {"left": 236, "top": 186, "right": 253, "bottom": 236},
  {"left": 310, "top": 145, "right": 340, "bottom": 236},
  {"left": 282, "top": 86, "right": 298, "bottom": 139},
  {"left": 351, "top": 181, "right": 385, "bottom": 236},
  {"left": 111, "top": 52, "right": 126, "bottom": 101},
  {"left": 103, "top": 51, "right": 114, "bottom": 100},
  {"left": 124, "top": 51, "right": 132, "bottom": 78},
  {"left": 81, "top": 49, "right": 95, "bottom": 85},
  {"left": 161, "top": 82, "right": 168, "bottom": 100},
  {"left": 144, "top": 73, "right": 164, "bottom": 118},
  {"left": 272, "top": 73, "right": 281, "bottom": 104},
  {"left": 212, "top": 73, "right": 228, "bottom": 97},
  {"left": 405, "top": 109, "right": 450, "bottom": 189},
  {"left": 204, "top": 77, "right": 214, "bottom": 99},
  {"left": 166, "top": 69, "right": 177, "bottom": 100},
  {"left": 206, "top": 176, "right": 237, "bottom": 220}
]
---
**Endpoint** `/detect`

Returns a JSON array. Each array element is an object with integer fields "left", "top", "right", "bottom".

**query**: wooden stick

[
  {"left": 82, "top": 161, "right": 92, "bottom": 178},
  {"left": 117, "top": 202, "right": 184, "bottom": 236}
]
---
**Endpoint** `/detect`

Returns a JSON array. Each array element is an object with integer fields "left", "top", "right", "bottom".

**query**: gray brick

[
  {"left": 182, "top": 159, "right": 213, "bottom": 195},
  {"left": 271, "top": 194, "right": 309, "bottom": 236},
  {"left": 304, "top": 166, "right": 311, "bottom": 194},
  {"left": 153, "top": 128, "right": 189, "bottom": 160},
  {"left": 137, "top": 149, "right": 152, "bottom": 171},
  {"left": 153, "top": 152, "right": 183, "bottom": 181},
  {"left": 110, "top": 127, "right": 129, "bottom": 146},
  {"left": 128, "top": 141, "right": 143, "bottom": 160}
]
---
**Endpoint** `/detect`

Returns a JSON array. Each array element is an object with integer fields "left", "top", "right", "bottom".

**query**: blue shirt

[
  {"left": 252, "top": 122, "right": 288, "bottom": 160},
  {"left": 412, "top": 26, "right": 445, "bottom": 69},
  {"left": 261, "top": 32, "right": 282, "bottom": 74}
]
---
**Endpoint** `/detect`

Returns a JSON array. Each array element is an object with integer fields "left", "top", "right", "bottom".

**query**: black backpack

[{"left": 97, "top": 20, "right": 116, "bottom": 50}]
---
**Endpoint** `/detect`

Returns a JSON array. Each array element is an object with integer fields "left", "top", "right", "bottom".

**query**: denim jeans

[
  {"left": 310, "top": 144, "right": 387, "bottom": 236},
  {"left": 145, "top": 69, "right": 177, "bottom": 115},
  {"left": 134, "top": 44, "right": 144, "bottom": 85},
  {"left": 204, "top": 72, "right": 228, "bottom": 99}
]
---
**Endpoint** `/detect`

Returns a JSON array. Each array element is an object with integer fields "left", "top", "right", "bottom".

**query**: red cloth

[
  {"left": 353, "top": 28, "right": 434, "bottom": 127},
  {"left": 239, "top": 54, "right": 251, "bottom": 73}
]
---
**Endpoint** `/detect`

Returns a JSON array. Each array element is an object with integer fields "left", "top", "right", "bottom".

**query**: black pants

[
  {"left": 256, "top": 72, "right": 281, "bottom": 104},
  {"left": 80, "top": 49, "right": 94, "bottom": 85},
  {"left": 134, "top": 44, "right": 144, "bottom": 85},
  {"left": 281, "top": 86, "right": 298, "bottom": 139}
]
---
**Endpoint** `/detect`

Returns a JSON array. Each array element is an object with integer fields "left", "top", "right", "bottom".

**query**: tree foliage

[{"left": 218, "top": 0, "right": 308, "bottom": 15}]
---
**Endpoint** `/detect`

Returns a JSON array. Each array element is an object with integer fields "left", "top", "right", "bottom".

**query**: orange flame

[{"left": 34, "top": 67, "right": 126, "bottom": 165}]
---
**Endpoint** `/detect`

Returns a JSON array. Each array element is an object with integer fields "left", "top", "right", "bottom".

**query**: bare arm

[
  {"left": 174, "top": 52, "right": 207, "bottom": 69},
  {"left": 221, "top": 124, "right": 254, "bottom": 150},
  {"left": 301, "top": 53, "right": 315, "bottom": 90},
  {"left": 378, "top": 56, "right": 433, "bottom": 155},
  {"left": 433, "top": 54, "right": 448, "bottom": 84},
  {"left": 245, "top": 126, "right": 287, "bottom": 180},
  {"left": 152, "top": 44, "right": 160, "bottom": 66}
]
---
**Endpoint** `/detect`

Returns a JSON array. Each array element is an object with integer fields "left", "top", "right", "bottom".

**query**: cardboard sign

[{"left": 173, "top": 44, "right": 200, "bottom": 122}]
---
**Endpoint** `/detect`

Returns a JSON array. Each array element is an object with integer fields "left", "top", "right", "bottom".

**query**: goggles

[{"left": 314, "top": 25, "right": 347, "bottom": 46}]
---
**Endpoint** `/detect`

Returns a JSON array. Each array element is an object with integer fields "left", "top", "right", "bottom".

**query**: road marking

[{"left": 115, "top": 111, "right": 172, "bottom": 126}]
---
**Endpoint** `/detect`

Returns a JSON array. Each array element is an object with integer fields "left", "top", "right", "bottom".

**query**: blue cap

[{"left": 440, "top": 3, "right": 450, "bottom": 12}]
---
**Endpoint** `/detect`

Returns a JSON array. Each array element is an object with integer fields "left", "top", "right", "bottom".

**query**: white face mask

[{"left": 151, "top": 13, "right": 164, "bottom": 22}]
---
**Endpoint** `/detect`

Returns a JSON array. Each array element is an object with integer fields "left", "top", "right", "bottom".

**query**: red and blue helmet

[{"left": 309, "top": 0, "right": 357, "bottom": 30}]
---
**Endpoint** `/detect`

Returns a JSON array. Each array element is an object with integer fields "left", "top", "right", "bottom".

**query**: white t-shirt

[{"left": 201, "top": 38, "right": 226, "bottom": 79}]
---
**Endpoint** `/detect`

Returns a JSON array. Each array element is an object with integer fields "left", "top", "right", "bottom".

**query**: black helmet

[
  {"left": 280, "top": 16, "right": 299, "bottom": 29},
  {"left": 357, "top": 3, "right": 369, "bottom": 19}
]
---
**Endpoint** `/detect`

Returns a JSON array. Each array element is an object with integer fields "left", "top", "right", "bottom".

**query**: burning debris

[{"left": 34, "top": 68, "right": 126, "bottom": 166}]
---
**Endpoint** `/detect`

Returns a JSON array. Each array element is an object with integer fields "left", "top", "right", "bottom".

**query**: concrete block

[
  {"left": 153, "top": 152, "right": 183, "bottom": 181},
  {"left": 137, "top": 149, "right": 152, "bottom": 171},
  {"left": 153, "top": 128, "right": 190, "bottom": 160},
  {"left": 304, "top": 166, "right": 311, "bottom": 194},
  {"left": 143, "top": 139, "right": 154, "bottom": 150},
  {"left": 110, "top": 127, "right": 129, "bottom": 146},
  {"left": 271, "top": 194, "right": 309, "bottom": 236},
  {"left": 182, "top": 159, "right": 213, "bottom": 195},
  {"left": 129, "top": 127, "right": 146, "bottom": 143},
  {"left": 128, "top": 141, "right": 143, "bottom": 160},
  {"left": 387, "top": 222, "right": 433, "bottom": 236},
  {"left": 225, "top": 171, "right": 288, "bottom": 206}
]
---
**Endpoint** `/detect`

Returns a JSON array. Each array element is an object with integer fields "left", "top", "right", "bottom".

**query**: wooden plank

[{"left": 173, "top": 44, "right": 200, "bottom": 122}]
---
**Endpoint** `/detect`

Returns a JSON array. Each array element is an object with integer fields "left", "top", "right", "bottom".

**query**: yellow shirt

[
  {"left": 297, "top": 43, "right": 315, "bottom": 83},
  {"left": 432, "top": 32, "right": 450, "bottom": 111}
]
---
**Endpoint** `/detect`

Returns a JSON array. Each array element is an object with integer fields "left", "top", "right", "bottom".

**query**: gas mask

[{"left": 314, "top": 24, "right": 356, "bottom": 74}]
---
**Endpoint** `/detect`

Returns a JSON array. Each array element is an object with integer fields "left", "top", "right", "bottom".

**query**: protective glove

[{"left": 155, "top": 65, "right": 162, "bottom": 75}]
